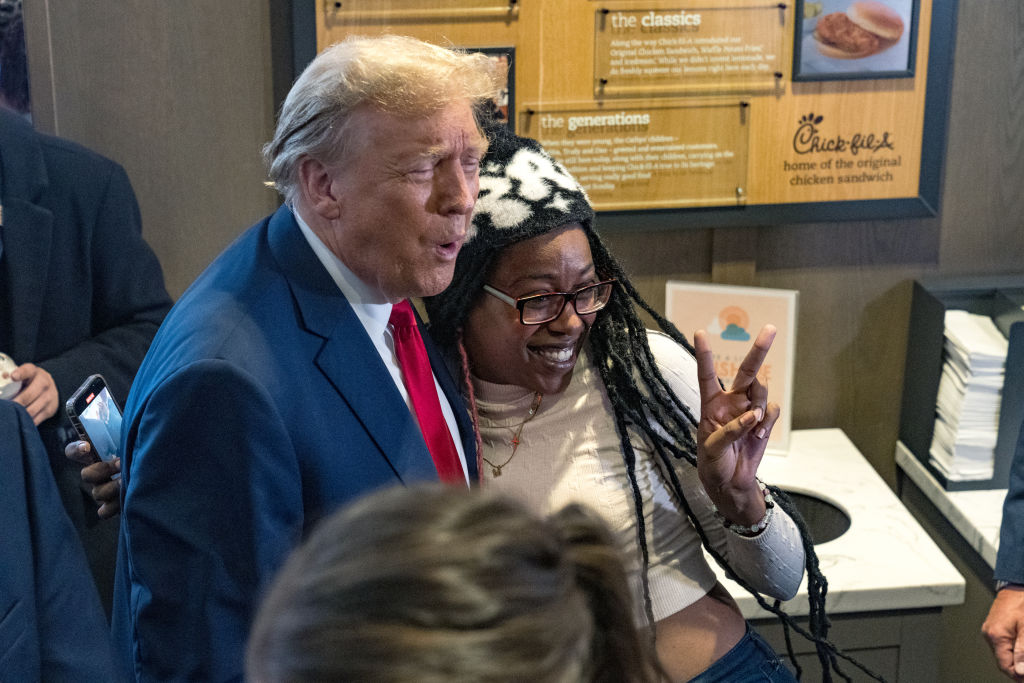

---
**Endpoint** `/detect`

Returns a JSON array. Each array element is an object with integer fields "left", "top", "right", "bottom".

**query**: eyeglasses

[{"left": 482, "top": 280, "right": 617, "bottom": 325}]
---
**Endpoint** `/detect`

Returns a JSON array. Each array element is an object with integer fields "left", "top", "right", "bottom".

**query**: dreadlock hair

[{"left": 424, "top": 119, "right": 884, "bottom": 682}]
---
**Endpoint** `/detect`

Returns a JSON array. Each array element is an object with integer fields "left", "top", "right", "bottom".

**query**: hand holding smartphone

[{"left": 66, "top": 374, "right": 123, "bottom": 467}]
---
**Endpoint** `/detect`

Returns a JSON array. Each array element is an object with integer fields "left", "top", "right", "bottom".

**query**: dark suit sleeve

[
  {"left": 39, "top": 160, "right": 172, "bottom": 405},
  {"left": 0, "top": 402, "right": 116, "bottom": 681},
  {"left": 119, "top": 359, "right": 303, "bottom": 682},
  {"left": 995, "top": 418, "right": 1024, "bottom": 582}
]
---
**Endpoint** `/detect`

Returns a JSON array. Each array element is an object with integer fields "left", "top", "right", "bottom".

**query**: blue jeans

[{"left": 687, "top": 625, "right": 797, "bottom": 683}]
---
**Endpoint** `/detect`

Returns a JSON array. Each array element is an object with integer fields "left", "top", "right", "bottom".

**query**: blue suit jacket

[
  {"left": 996, "top": 417, "right": 1024, "bottom": 583},
  {"left": 113, "top": 205, "right": 477, "bottom": 681},
  {"left": 0, "top": 401, "right": 116, "bottom": 682}
]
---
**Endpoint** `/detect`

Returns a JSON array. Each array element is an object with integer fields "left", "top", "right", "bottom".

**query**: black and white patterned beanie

[
  {"left": 468, "top": 126, "right": 594, "bottom": 246},
  {"left": 425, "top": 125, "right": 596, "bottom": 345}
]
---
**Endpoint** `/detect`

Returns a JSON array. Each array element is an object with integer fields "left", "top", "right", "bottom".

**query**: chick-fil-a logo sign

[{"left": 793, "top": 113, "right": 895, "bottom": 156}]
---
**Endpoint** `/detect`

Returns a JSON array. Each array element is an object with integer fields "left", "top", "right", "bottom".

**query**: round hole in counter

[{"left": 777, "top": 489, "right": 851, "bottom": 545}]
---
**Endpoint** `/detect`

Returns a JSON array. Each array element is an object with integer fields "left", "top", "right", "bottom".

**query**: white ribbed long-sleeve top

[{"left": 473, "top": 331, "right": 805, "bottom": 624}]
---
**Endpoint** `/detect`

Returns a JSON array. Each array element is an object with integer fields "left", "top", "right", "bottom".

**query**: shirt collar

[{"left": 291, "top": 206, "right": 393, "bottom": 338}]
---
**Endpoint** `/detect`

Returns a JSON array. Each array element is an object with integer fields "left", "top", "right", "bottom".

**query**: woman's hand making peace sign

[{"left": 693, "top": 324, "right": 781, "bottom": 527}]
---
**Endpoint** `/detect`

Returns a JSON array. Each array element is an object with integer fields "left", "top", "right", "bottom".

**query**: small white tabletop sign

[{"left": 665, "top": 281, "right": 798, "bottom": 454}]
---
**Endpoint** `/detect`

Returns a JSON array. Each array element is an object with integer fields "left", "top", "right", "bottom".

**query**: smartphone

[{"left": 66, "top": 374, "right": 124, "bottom": 466}]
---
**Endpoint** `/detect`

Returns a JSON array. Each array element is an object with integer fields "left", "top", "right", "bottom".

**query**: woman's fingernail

[
  {"left": 753, "top": 407, "right": 764, "bottom": 423},
  {"left": 756, "top": 427, "right": 767, "bottom": 439}
]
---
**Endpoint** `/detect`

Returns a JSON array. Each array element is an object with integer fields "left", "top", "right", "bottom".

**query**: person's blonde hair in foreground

[{"left": 246, "top": 485, "right": 663, "bottom": 683}]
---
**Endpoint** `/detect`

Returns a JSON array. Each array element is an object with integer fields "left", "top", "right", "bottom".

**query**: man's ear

[{"left": 297, "top": 157, "right": 343, "bottom": 220}]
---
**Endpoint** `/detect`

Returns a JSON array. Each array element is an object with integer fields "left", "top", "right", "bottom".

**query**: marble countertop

[
  {"left": 895, "top": 440, "right": 1005, "bottom": 569},
  {"left": 712, "top": 429, "right": 965, "bottom": 620}
]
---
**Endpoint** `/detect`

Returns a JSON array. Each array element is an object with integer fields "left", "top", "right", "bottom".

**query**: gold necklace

[{"left": 482, "top": 392, "right": 543, "bottom": 477}]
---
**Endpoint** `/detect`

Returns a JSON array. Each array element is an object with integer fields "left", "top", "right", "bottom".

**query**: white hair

[{"left": 263, "top": 34, "right": 501, "bottom": 205}]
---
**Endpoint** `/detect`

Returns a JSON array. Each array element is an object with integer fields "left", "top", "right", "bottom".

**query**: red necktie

[{"left": 389, "top": 300, "right": 464, "bottom": 483}]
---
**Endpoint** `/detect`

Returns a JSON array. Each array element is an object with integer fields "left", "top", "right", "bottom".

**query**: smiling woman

[
  {"left": 465, "top": 225, "right": 601, "bottom": 395},
  {"left": 423, "top": 123, "right": 877, "bottom": 681}
]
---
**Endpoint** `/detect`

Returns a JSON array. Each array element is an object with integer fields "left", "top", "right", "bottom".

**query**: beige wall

[
  {"left": 23, "top": 0, "right": 280, "bottom": 298},
  {"left": 23, "top": 1, "right": 1023, "bottom": 485}
]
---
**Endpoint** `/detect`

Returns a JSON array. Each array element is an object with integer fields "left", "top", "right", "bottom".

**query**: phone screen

[{"left": 77, "top": 385, "right": 123, "bottom": 463}]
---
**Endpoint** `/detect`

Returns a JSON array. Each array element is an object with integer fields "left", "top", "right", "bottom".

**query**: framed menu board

[{"left": 284, "top": 0, "right": 958, "bottom": 227}]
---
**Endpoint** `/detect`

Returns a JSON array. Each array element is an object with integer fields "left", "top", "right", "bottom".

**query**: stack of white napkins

[{"left": 929, "top": 309, "right": 1008, "bottom": 481}]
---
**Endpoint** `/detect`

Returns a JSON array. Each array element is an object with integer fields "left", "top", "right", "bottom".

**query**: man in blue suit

[{"left": 113, "top": 35, "right": 500, "bottom": 680}]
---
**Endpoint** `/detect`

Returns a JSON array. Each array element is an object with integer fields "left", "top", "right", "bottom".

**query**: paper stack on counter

[{"left": 929, "top": 309, "right": 1008, "bottom": 481}]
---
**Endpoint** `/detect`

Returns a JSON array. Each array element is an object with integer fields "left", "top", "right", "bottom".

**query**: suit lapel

[
  {"left": 266, "top": 207, "right": 438, "bottom": 484},
  {"left": 316, "top": 329, "right": 439, "bottom": 483}
]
